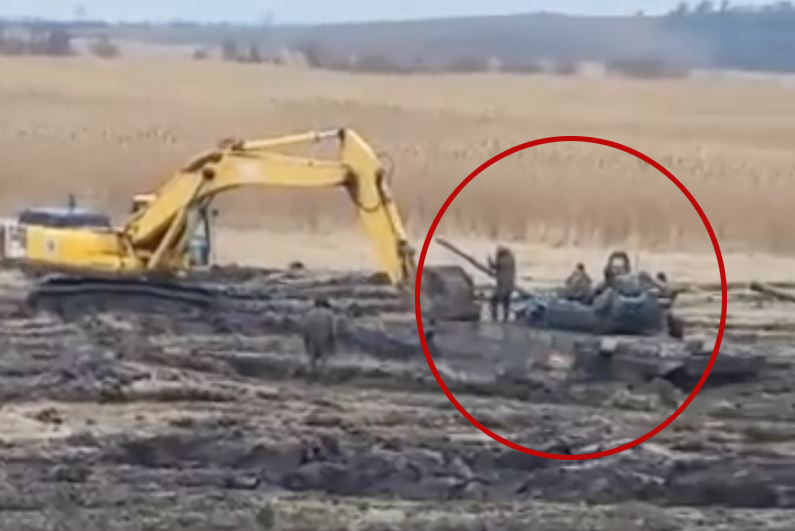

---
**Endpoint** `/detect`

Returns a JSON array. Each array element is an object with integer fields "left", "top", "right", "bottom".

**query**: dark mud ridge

[{"left": 4, "top": 422, "right": 795, "bottom": 513}]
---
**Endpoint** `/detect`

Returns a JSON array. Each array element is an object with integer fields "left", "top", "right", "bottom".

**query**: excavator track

[
  {"left": 21, "top": 270, "right": 412, "bottom": 320},
  {"left": 27, "top": 275, "right": 217, "bottom": 316},
  {"left": 20, "top": 268, "right": 480, "bottom": 325}
]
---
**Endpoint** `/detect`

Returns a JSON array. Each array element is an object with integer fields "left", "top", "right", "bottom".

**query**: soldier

[
  {"left": 564, "top": 262, "right": 592, "bottom": 303},
  {"left": 590, "top": 250, "right": 631, "bottom": 304},
  {"left": 301, "top": 297, "right": 337, "bottom": 378},
  {"left": 650, "top": 271, "right": 684, "bottom": 338},
  {"left": 639, "top": 271, "right": 675, "bottom": 307},
  {"left": 423, "top": 317, "right": 442, "bottom": 358},
  {"left": 590, "top": 266, "right": 613, "bottom": 305},
  {"left": 654, "top": 272, "right": 674, "bottom": 308},
  {"left": 487, "top": 245, "right": 516, "bottom": 322},
  {"left": 649, "top": 271, "right": 685, "bottom": 339}
]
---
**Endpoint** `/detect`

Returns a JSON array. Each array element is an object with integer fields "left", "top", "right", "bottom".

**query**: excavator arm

[{"left": 123, "top": 128, "right": 416, "bottom": 288}]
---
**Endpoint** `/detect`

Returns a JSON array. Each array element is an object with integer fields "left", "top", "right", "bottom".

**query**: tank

[
  {"left": 515, "top": 290, "right": 669, "bottom": 336},
  {"left": 513, "top": 250, "right": 682, "bottom": 338}
]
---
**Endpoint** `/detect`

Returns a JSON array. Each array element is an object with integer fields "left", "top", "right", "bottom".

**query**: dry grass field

[{"left": 1, "top": 56, "right": 795, "bottom": 278}]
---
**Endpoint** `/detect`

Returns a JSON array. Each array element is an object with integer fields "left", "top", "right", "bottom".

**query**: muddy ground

[{"left": 1, "top": 267, "right": 795, "bottom": 530}]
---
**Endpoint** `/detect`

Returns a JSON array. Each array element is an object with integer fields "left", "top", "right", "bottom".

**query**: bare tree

[
  {"left": 501, "top": 61, "right": 543, "bottom": 74},
  {"left": 554, "top": 60, "right": 579, "bottom": 76},
  {"left": 89, "top": 35, "right": 120, "bottom": 59},
  {"left": 73, "top": 4, "right": 88, "bottom": 19},
  {"left": 606, "top": 57, "right": 690, "bottom": 79},
  {"left": 0, "top": 36, "right": 26, "bottom": 56},
  {"left": 247, "top": 44, "right": 262, "bottom": 63},
  {"left": 354, "top": 53, "right": 403, "bottom": 73},
  {"left": 672, "top": 1, "right": 690, "bottom": 15},
  {"left": 260, "top": 11, "right": 275, "bottom": 26},
  {"left": 446, "top": 55, "right": 489, "bottom": 73},
  {"left": 221, "top": 39, "right": 238, "bottom": 61},
  {"left": 293, "top": 40, "right": 329, "bottom": 68},
  {"left": 695, "top": 0, "right": 715, "bottom": 14},
  {"left": 26, "top": 26, "right": 73, "bottom": 56},
  {"left": 45, "top": 28, "right": 74, "bottom": 56}
]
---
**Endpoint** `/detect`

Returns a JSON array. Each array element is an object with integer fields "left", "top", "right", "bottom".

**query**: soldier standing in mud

[
  {"left": 301, "top": 297, "right": 337, "bottom": 378},
  {"left": 564, "top": 263, "right": 592, "bottom": 303},
  {"left": 642, "top": 271, "right": 684, "bottom": 338},
  {"left": 653, "top": 272, "right": 675, "bottom": 309},
  {"left": 423, "top": 317, "right": 442, "bottom": 358},
  {"left": 487, "top": 245, "right": 516, "bottom": 322}
]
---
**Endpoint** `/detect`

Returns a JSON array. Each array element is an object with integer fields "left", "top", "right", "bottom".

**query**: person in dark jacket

[
  {"left": 487, "top": 246, "right": 516, "bottom": 322},
  {"left": 301, "top": 298, "right": 337, "bottom": 377}
]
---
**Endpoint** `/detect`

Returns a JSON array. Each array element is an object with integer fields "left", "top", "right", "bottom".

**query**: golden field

[{"left": 1, "top": 56, "right": 794, "bottom": 263}]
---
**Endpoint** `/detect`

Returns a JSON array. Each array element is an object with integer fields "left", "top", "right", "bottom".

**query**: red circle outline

[{"left": 413, "top": 135, "right": 727, "bottom": 461}]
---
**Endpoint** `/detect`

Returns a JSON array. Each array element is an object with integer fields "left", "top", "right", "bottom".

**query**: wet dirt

[{"left": 1, "top": 267, "right": 795, "bottom": 530}]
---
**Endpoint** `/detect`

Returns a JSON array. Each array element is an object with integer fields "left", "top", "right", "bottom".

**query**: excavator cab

[
  {"left": 186, "top": 204, "right": 214, "bottom": 267},
  {"left": 131, "top": 194, "right": 213, "bottom": 268}
]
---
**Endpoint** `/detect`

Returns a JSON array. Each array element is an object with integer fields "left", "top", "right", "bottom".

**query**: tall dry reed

[{"left": 1, "top": 57, "right": 794, "bottom": 253}]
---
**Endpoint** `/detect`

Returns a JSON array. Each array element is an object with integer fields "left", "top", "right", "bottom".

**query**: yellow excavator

[{"left": 0, "top": 128, "right": 479, "bottom": 320}]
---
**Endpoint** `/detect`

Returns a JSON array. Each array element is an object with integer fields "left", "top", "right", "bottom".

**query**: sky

[{"left": 0, "top": 0, "right": 778, "bottom": 24}]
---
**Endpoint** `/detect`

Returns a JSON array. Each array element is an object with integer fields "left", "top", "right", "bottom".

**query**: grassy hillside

[
  {"left": 99, "top": 13, "right": 712, "bottom": 69},
  {"left": 7, "top": 7, "right": 795, "bottom": 73}
]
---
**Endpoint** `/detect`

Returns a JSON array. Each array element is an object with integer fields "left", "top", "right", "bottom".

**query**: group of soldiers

[{"left": 485, "top": 246, "right": 674, "bottom": 322}]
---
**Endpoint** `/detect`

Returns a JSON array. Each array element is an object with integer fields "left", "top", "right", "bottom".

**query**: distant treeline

[
  {"left": 3, "top": 2, "right": 795, "bottom": 74},
  {"left": 0, "top": 23, "right": 74, "bottom": 56},
  {"left": 664, "top": 1, "right": 795, "bottom": 72},
  {"left": 0, "top": 21, "right": 120, "bottom": 59}
]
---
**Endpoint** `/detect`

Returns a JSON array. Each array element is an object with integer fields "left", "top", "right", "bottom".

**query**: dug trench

[{"left": 2, "top": 269, "right": 795, "bottom": 530}]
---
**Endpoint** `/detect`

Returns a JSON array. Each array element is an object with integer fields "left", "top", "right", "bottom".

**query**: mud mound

[
  {"left": 8, "top": 416, "right": 793, "bottom": 511},
  {"left": 667, "top": 459, "right": 795, "bottom": 508}
]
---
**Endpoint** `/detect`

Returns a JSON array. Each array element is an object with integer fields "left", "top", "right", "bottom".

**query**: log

[{"left": 750, "top": 282, "right": 795, "bottom": 304}]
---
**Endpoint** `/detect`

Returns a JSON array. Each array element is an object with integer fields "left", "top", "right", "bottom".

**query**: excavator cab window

[
  {"left": 19, "top": 208, "right": 111, "bottom": 229},
  {"left": 131, "top": 194, "right": 156, "bottom": 215},
  {"left": 187, "top": 205, "right": 213, "bottom": 267}
]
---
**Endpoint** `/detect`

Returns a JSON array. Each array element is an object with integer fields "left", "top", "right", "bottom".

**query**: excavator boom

[{"left": 124, "top": 128, "right": 415, "bottom": 287}]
